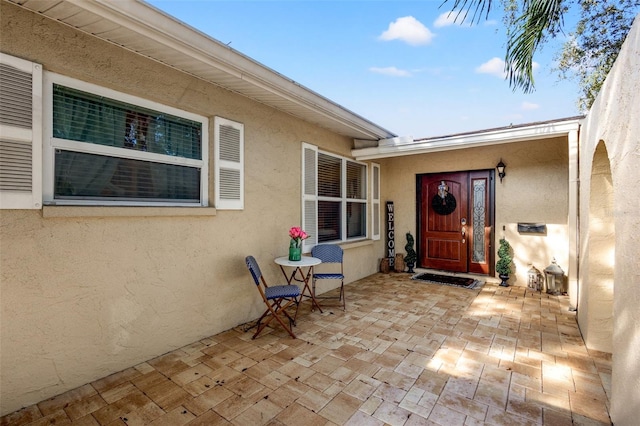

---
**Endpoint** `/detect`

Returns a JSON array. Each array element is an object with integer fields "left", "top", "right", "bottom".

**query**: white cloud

[
  {"left": 434, "top": 11, "right": 470, "bottom": 28},
  {"left": 369, "top": 66, "right": 411, "bottom": 77},
  {"left": 476, "top": 57, "right": 541, "bottom": 79},
  {"left": 521, "top": 101, "right": 540, "bottom": 110},
  {"left": 476, "top": 57, "right": 507, "bottom": 78},
  {"left": 379, "top": 16, "right": 435, "bottom": 46}
]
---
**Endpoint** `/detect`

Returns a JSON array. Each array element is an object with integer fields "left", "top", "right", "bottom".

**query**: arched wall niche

[{"left": 583, "top": 140, "right": 614, "bottom": 353}]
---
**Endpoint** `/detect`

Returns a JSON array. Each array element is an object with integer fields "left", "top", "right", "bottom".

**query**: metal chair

[
  {"left": 311, "top": 244, "right": 345, "bottom": 310},
  {"left": 245, "top": 256, "right": 300, "bottom": 339}
]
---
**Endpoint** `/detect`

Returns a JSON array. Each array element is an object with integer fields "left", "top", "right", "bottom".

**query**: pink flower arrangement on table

[{"left": 289, "top": 226, "right": 309, "bottom": 248}]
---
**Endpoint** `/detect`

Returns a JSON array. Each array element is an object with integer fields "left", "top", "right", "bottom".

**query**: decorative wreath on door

[
  {"left": 432, "top": 193, "right": 457, "bottom": 215},
  {"left": 431, "top": 180, "right": 457, "bottom": 215}
]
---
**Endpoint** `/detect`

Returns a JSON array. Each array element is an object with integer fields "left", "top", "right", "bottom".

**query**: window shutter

[
  {"left": 302, "top": 143, "right": 317, "bottom": 252},
  {"left": 214, "top": 117, "right": 243, "bottom": 209},
  {"left": 371, "top": 163, "right": 380, "bottom": 240},
  {"left": 0, "top": 53, "right": 42, "bottom": 209}
]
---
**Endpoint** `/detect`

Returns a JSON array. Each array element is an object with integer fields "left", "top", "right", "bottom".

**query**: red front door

[{"left": 418, "top": 171, "right": 493, "bottom": 274}]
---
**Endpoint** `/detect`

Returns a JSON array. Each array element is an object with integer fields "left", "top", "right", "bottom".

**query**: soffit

[{"left": 7, "top": 0, "right": 396, "bottom": 141}]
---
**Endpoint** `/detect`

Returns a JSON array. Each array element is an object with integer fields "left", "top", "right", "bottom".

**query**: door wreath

[
  {"left": 431, "top": 192, "right": 457, "bottom": 215},
  {"left": 431, "top": 180, "right": 456, "bottom": 216}
]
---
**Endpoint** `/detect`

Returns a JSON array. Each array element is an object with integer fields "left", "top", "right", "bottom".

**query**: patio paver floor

[{"left": 1, "top": 272, "right": 612, "bottom": 425}]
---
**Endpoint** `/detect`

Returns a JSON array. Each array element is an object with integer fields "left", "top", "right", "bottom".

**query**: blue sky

[{"left": 146, "top": 0, "right": 582, "bottom": 138}]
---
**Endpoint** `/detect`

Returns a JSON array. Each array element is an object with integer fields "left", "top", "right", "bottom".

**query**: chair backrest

[
  {"left": 245, "top": 255, "right": 263, "bottom": 286},
  {"left": 312, "top": 244, "right": 343, "bottom": 264}
]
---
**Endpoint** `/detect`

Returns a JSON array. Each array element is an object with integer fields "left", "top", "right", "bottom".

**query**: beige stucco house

[{"left": 1, "top": 1, "right": 638, "bottom": 424}]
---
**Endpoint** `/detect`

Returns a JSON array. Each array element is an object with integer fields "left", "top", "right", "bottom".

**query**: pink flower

[{"left": 289, "top": 226, "right": 309, "bottom": 248}]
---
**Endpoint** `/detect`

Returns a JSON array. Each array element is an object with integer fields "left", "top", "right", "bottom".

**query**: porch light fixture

[{"left": 496, "top": 160, "right": 506, "bottom": 183}]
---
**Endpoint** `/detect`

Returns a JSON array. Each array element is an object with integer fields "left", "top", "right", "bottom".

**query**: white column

[{"left": 568, "top": 128, "right": 579, "bottom": 310}]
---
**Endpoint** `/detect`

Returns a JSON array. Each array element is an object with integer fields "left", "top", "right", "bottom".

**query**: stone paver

[{"left": 1, "top": 272, "right": 612, "bottom": 425}]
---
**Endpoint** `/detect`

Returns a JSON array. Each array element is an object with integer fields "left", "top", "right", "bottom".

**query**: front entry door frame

[{"left": 416, "top": 170, "right": 495, "bottom": 275}]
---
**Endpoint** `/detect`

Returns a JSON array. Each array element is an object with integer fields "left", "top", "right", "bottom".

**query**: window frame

[
  {"left": 42, "top": 72, "right": 209, "bottom": 207},
  {"left": 302, "top": 143, "right": 369, "bottom": 249}
]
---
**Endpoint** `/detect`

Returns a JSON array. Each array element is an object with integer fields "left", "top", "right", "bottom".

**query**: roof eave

[
  {"left": 12, "top": 0, "right": 395, "bottom": 141},
  {"left": 352, "top": 117, "right": 583, "bottom": 161}
]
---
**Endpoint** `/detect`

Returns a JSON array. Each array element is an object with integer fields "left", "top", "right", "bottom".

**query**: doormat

[{"left": 411, "top": 272, "right": 484, "bottom": 289}]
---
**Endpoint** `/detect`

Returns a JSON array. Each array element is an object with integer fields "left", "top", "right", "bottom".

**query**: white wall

[{"left": 578, "top": 14, "right": 640, "bottom": 426}]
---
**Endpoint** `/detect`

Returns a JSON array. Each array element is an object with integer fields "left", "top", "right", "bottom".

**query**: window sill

[
  {"left": 339, "top": 239, "right": 375, "bottom": 250},
  {"left": 42, "top": 205, "right": 217, "bottom": 218}
]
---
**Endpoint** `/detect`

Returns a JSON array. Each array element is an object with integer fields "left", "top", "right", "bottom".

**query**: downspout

[{"left": 568, "top": 127, "right": 580, "bottom": 311}]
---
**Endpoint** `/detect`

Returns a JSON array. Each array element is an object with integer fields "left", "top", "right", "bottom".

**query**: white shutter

[
  {"left": 302, "top": 143, "right": 317, "bottom": 252},
  {"left": 214, "top": 116, "right": 243, "bottom": 209},
  {"left": 0, "top": 53, "right": 42, "bottom": 209},
  {"left": 371, "top": 162, "right": 380, "bottom": 240}
]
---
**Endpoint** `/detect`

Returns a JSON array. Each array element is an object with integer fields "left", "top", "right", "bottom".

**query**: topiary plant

[
  {"left": 496, "top": 238, "right": 513, "bottom": 286},
  {"left": 404, "top": 232, "right": 417, "bottom": 273}
]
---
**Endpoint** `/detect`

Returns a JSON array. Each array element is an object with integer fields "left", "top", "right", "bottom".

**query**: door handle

[{"left": 461, "top": 218, "right": 467, "bottom": 243}]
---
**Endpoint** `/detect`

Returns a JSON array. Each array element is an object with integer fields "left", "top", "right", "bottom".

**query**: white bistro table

[{"left": 274, "top": 256, "right": 323, "bottom": 313}]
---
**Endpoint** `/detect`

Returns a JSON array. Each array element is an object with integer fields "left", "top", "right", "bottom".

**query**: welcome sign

[{"left": 386, "top": 201, "right": 395, "bottom": 267}]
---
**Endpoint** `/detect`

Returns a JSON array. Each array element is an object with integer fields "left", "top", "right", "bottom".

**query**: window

[
  {"left": 302, "top": 143, "right": 369, "bottom": 249},
  {"left": 43, "top": 73, "right": 208, "bottom": 206}
]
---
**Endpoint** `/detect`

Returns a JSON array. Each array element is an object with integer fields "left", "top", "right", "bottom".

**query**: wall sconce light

[{"left": 496, "top": 160, "right": 506, "bottom": 182}]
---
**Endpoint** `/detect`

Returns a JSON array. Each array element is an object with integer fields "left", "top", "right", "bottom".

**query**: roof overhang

[
  {"left": 8, "top": 0, "right": 396, "bottom": 141},
  {"left": 352, "top": 116, "right": 584, "bottom": 161}
]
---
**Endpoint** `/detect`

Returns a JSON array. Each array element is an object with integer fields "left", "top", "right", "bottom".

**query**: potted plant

[
  {"left": 496, "top": 238, "right": 513, "bottom": 287},
  {"left": 288, "top": 226, "right": 309, "bottom": 261},
  {"left": 404, "top": 232, "right": 417, "bottom": 273}
]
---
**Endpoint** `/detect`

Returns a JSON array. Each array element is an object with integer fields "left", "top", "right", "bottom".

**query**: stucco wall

[
  {"left": 578, "top": 14, "right": 640, "bottom": 426},
  {"left": 0, "top": 4, "right": 383, "bottom": 415},
  {"left": 379, "top": 137, "right": 570, "bottom": 286}
]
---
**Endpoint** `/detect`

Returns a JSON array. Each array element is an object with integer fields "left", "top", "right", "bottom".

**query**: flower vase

[{"left": 289, "top": 247, "right": 302, "bottom": 261}]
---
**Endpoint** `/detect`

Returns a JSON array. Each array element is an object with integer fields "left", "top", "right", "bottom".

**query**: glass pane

[
  {"left": 318, "top": 153, "right": 341, "bottom": 197},
  {"left": 346, "top": 161, "right": 366, "bottom": 199},
  {"left": 472, "top": 179, "right": 486, "bottom": 262},
  {"left": 318, "top": 200, "right": 341, "bottom": 242},
  {"left": 54, "top": 150, "right": 200, "bottom": 203},
  {"left": 53, "top": 85, "right": 202, "bottom": 160},
  {"left": 347, "top": 201, "right": 366, "bottom": 238}
]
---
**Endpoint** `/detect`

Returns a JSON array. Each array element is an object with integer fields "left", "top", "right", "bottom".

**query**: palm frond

[
  {"left": 505, "top": 0, "right": 566, "bottom": 92},
  {"left": 439, "top": 0, "right": 494, "bottom": 25}
]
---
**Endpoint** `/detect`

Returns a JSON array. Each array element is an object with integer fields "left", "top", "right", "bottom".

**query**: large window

[
  {"left": 43, "top": 73, "right": 208, "bottom": 206},
  {"left": 303, "top": 144, "right": 369, "bottom": 247}
]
